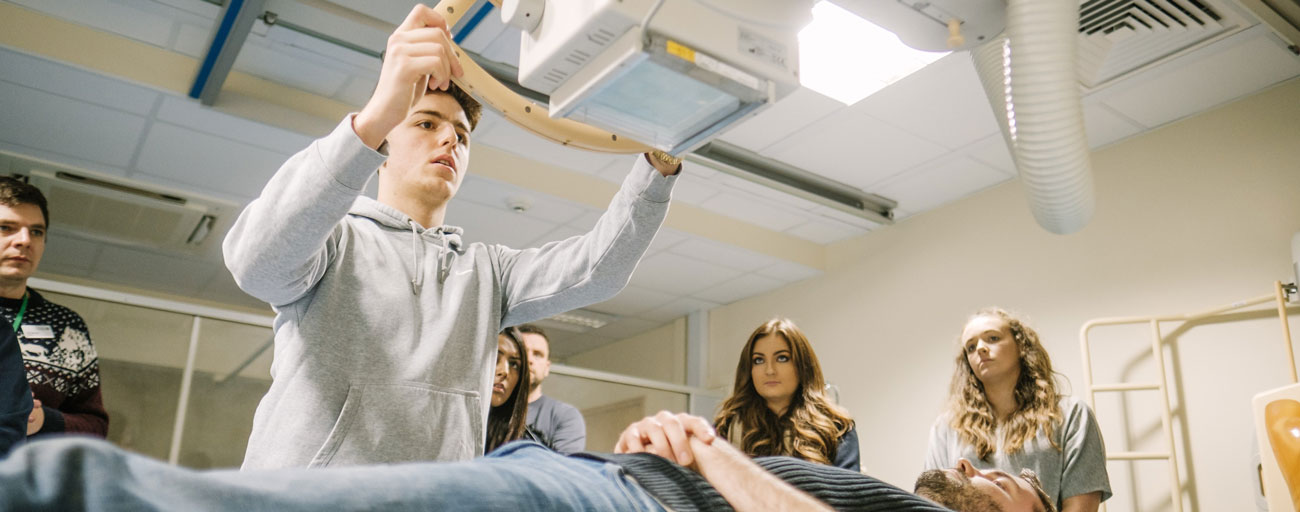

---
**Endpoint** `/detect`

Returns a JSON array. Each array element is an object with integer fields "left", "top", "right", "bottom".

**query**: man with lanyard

[{"left": 0, "top": 177, "right": 108, "bottom": 440}]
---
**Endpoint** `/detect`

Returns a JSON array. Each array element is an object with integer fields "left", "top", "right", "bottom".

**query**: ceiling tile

[
  {"left": 134, "top": 122, "right": 289, "bottom": 198},
  {"left": 963, "top": 134, "right": 1016, "bottom": 175},
  {"left": 764, "top": 109, "right": 949, "bottom": 190},
  {"left": 698, "top": 192, "right": 809, "bottom": 232},
  {"left": 587, "top": 285, "right": 676, "bottom": 317},
  {"left": 172, "top": 22, "right": 209, "bottom": 57},
  {"left": 0, "top": 48, "right": 158, "bottom": 115},
  {"left": 784, "top": 218, "right": 865, "bottom": 244},
  {"left": 1096, "top": 27, "right": 1300, "bottom": 128},
  {"left": 1082, "top": 99, "right": 1145, "bottom": 149},
  {"left": 336, "top": 75, "right": 378, "bottom": 107},
  {"left": 262, "top": 24, "right": 384, "bottom": 71},
  {"left": 445, "top": 199, "right": 557, "bottom": 248},
  {"left": 627, "top": 252, "right": 744, "bottom": 295},
  {"left": 480, "top": 22, "right": 522, "bottom": 65},
  {"left": 671, "top": 174, "right": 723, "bottom": 205},
  {"left": 755, "top": 261, "right": 822, "bottom": 283},
  {"left": 456, "top": 3, "right": 511, "bottom": 54},
  {"left": 0, "top": 82, "right": 147, "bottom": 168},
  {"left": 807, "top": 205, "right": 880, "bottom": 230},
  {"left": 872, "top": 156, "right": 1012, "bottom": 214},
  {"left": 549, "top": 333, "right": 613, "bottom": 359},
  {"left": 668, "top": 238, "right": 779, "bottom": 273},
  {"left": 709, "top": 173, "right": 824, "bottom": 210},
  {"left": 851, "top": 54, "right": 1000, "bottom": 150},
  {"left": 640, "top": 297, "right": 719, "bottom": 323},
  {"left": 478, "top": 120, "right": 624, "bottom": 176},
  {"left": 232, "top": 40, "right": 352, "bottom": 99},
  {"left": 456, "top": 175, "right": 589, "bottom": 224},
  {"left": 681, "top": 160, "right": 719, "bottom": 179},
  {"left": 14, "top": 0, "right": 176, "bottom": 48},
  {"left": 321, "top": 0, "right": 410, "bottom": 26},
  {"left": 716, "top": 86, "right": 843, "bottom": 152},
  {"left": 692, "top": 273, "right": 785, "bottom": 305},
  {"left": 156, "top": 96, "right": 313, "bottom": 154},
  {"left": 589, "top": 317, "right": 662, "bottom": 342}
]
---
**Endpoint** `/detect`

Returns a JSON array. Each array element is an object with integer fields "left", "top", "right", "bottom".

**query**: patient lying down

[{"left": 2, "top": 410, "right": 1052, "bottom": 512}]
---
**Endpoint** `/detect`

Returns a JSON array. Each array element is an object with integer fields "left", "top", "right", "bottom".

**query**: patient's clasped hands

[{"left": 615, "top": 411, "right": 718, "bottom": 470}]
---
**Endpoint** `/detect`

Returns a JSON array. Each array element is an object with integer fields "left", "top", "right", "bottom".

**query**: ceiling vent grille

[
  {"left": 0, "top": 152, "right": 233, "bottom": 254},
  {"left": 1076, "top": 0, "right": 1245, "bottom": 87}
]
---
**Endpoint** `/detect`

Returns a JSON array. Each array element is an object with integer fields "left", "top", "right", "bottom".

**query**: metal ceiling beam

[{"left": 190, "top": 0, "right": 266, "bottom": 105}]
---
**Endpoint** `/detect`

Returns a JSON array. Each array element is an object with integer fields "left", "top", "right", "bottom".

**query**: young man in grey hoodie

[{"left": 223, "top": 5, "right": 681, "bottom": 470}]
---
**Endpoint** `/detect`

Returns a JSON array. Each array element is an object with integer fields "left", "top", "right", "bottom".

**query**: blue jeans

[{"left": 0, "top": 438, "right": 667, "bottom": 511}]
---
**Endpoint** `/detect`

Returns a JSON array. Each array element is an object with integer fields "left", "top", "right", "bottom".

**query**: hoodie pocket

[{"left": 309, "top": 381, "right": 483, "bottom": 467}]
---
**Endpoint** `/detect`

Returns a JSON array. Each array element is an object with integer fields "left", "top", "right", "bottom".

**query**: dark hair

[
  {"left": 515, "top": 324, "right": 550, "bottom": 354},
  {"left": 913, "top": 467, "right": 1057, "bottom": 512},
  {"left": 377, "top": 49, "right": 482, "bottom": 130},
  {"left": 0, "top": 176, "right": 49, "bottom": 226},
  {"left": 486, "top": 327, "right": 531, "bottom": 453},
  {"left": 713, "top": 318, "right": 854, "bottom": 465},
  {"left": 443, "top": 83, "right": 482, "bottom": 131}
]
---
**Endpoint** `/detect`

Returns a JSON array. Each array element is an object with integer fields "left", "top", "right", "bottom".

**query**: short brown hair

[
  {"left": 0, "top": 176, "right": 49, "bottom": 226},
  {"left": 515, "top": 324, "right": 549, "bottom": 352},
  {"left": 443, "top": 82, "right": 482, "bottom": 131}
]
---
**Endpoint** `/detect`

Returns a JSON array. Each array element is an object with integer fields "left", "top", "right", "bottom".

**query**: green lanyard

[{"left": 11, "top": 292, "right": 28, "bottom": 333}]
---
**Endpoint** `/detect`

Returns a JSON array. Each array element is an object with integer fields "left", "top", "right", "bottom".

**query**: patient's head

[{"left": 914, "top": 458, "right": 1056, "bottom": 512}]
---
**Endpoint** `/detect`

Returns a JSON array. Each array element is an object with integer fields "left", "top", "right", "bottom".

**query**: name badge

[{"left": 21, "top": 325, "right": 54, "bottom": 339}]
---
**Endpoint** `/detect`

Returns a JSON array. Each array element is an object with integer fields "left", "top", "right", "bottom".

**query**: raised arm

[
  {"left": 615, "top": 411, "right": 831, "bottom": 512},
  {"left": 224, "top": 5, "right": 459, "bottom": 306},
  {"left": 496, "top": 154, "right": 678, "bottom": 326}
]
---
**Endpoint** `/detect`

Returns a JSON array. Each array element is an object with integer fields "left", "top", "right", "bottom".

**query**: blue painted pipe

[
  {"left": 453, "top": 1, "right": 494, "bottom": 44},
  {"left": 190, "top": 0, "right": 245, "bottom": 99}
]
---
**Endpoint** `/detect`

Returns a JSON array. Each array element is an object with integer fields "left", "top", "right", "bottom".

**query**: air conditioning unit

[
  {"left": 0, "top": 151, "right": 234, "bottom": 255},
  {"left": 1076, "top": 0, "right": 1257, "bottom": 89}
]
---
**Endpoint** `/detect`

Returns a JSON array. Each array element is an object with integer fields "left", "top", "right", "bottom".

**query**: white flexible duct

[{"left": 971, "top": 0, "right": 1094, "bottom": 235}]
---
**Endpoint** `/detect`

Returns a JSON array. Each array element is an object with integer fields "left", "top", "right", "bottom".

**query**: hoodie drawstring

[
  {"left": 438, "top": 237, "right": 451, "bottom": 284},
  {"left": 410, "top": 223, "right": 424, "bottom": 295}
]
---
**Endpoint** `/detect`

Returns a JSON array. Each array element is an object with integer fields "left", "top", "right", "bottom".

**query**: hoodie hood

[{"left": 348, "top": 197, "right": 464, "bottom": 292}]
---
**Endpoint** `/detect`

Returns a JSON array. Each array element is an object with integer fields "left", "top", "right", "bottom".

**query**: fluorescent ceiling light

[{"left": 798, "top": 1, "right": 949, "bottom": 105}]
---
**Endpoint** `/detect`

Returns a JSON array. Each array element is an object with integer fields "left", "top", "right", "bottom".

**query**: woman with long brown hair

[
  {"left": 486, "top": 327, "right": 531, "bottom": 453},
  {"left": 712, "top": 318, "right": 859, "bottom": 470},
  {"left": 925, "top": 307, "right": 1111, "bottom": 512}
]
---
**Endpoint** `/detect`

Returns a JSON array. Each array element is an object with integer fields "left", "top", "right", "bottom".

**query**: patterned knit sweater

[
  {"left": 0, "top": 288, "right": 108, "bottom": 437},
  {"left": 586, "top": 452, "right": 953, "bottom": 511}
]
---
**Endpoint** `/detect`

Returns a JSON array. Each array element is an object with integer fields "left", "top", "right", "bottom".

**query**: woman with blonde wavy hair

[
  {"left": 713, "top": 318, "right": 859, "bottom": 470},
  {"left": 925, "top": 307, "right": 1111, "bottom": 512}
]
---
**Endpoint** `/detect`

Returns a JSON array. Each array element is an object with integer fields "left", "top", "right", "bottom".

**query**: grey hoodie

[{"left": 224, "top": 116, "right": 675, "bottom": 469}]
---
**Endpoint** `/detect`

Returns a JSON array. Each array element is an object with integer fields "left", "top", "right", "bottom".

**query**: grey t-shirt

[
  {"left": 526, "top": 395, "right": 587, "bottom": 454},
  {"left": 925, "top": 396, "right": 1112, "bottom": 508}
]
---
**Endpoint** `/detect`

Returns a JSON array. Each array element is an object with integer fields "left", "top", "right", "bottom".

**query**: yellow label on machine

[{"left": 665, "top": 40, "right": 695, "bottom": 62}]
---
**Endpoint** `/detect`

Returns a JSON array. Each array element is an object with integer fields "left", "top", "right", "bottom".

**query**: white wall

[
  {"left": 560, "top": 318, "right": 687, "bottom": 384},
  {"left": 706, "top": 77, "right": 1300, "bottom": 511}
]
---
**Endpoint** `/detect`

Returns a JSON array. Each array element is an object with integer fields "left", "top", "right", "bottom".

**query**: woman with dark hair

[
  {"left": 925, "top": 307, "right": 1111, "bottom": 512},
  {"left": 486, "top": 328, "right": 531, "bottom": 454},
  {"left": 712, "top": 318, "right": 859, "bottom": 470}
]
